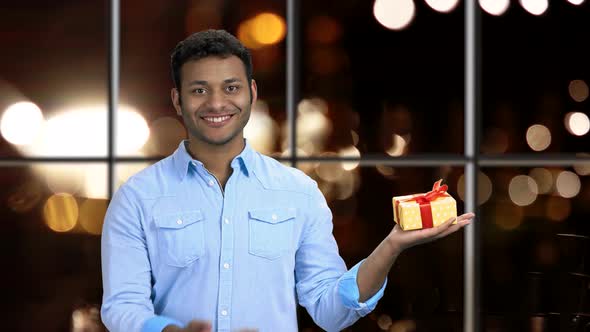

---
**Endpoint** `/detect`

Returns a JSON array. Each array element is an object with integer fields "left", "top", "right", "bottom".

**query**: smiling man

[{"left": 100, "top": 30, "right": 474, "bottom": 332}]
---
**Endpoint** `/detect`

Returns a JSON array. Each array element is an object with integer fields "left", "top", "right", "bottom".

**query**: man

[{"left": 101, "top": 29, "right": 474, "bottom": 332}]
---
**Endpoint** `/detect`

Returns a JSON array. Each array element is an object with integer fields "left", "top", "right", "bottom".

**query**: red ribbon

[{"left": 395, "top": 179, "right": 450, "bottom": 229}]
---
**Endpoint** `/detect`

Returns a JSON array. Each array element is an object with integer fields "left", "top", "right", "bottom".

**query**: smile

[{"left": 202, "top": 114, "right": 233, "bottom": 123}]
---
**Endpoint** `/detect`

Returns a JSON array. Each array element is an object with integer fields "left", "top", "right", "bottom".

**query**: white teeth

[{"left": 204, "top": 115, "right": 231, "bottom": 123}]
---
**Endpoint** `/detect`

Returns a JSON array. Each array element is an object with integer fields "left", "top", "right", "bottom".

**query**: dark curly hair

[{"left": 170, "top": 29, "right": 253, "bottom": 94}]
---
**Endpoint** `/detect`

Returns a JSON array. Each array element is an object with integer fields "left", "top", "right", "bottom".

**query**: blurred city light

[
  {"left": 573, "top": 153, "right": 590, "bottom": 175},
  {"left": 481, "top": 127, "right": 509, "bottom": 153},
  {"left": 564, "top": 112, "right": 590, "bottom": 136},
  {"left": 526, "top": 124, "right": 551, "bottom": 151},
  {"left": 145, "top": 116, "right": 186, "bottom": 156},
  {"left": 425, "top": 0, "right": 460, "bottom": 13},
  {"left": 307, "top": 16, "right": 342, "bottom": 44},
  {"left": 479, "top": 0, "right": 510, "bottom": 15},
  {"left": 244, "top": 100, "right": 278, "bottom": 155},
  {"left": 555, "top": 170, "right": 581, "bottom": 198},
  {"left": 238, "top": 13, "right": 286, "bottom": 49},
  {"left": 495, "top": 201, "right": 524, "bottom": 230},
  {"left": 508, "top": 175, "right": 538, "bottom": 206},
  {"left": 386, "top": 134, "right": 408, "bottom": 157},
  {"left": 338, "top": 145, "right": 361, "bottom": 171},
  {"left": 567, "top": 0, "right": 585, "bottom": 5},
  {"left": 520, "top": 0, "right": 548, "bottom": 15},
  {"left": 295, "top": 98, "right": 331, "bottom": 155},
  {"left": 457, "top": 171, "right": 493, "bottom": 205},
  {"left": 19, "top": 105, "right": 149, "bottom": 157},
  {"left": 528, "top": 168, "right": 553, "bottom": 194},
  {"left": 83, "top": 164, "right": 108, "bottom": 199},
  {"left": 376, "top": 165, "right": 396, "bottom": 179},
  {"left": 545, "top": 196, "right": 571, "bottom": 222},
  {"left": 0, "top": 101, "right": 44, "bottom": 145},
  {"left": 79, "top": 199, "right": 108, "bottom": 235},
  {"left": 43, "top": 193, "right": 78, "bottom": 232},
  {"left": 373, "top": 0, "right": 415, "bottom": 31},
  {"left": 568, "top": 79, "right": 589, "bottom": 102},
  {"left": 45, "top": 164, "right": 85, "bottom": 195}
]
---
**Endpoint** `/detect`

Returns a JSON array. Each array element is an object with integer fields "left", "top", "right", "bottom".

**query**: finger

[
  {"left": 186, "top": 320, "right": 212, "bottom": 332},
  {"left": 434, "top": 219, "right": 471, "bottom": 239}
]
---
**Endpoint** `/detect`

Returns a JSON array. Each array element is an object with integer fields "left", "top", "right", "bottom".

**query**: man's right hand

[{"left": 163, "top": 320, "right": 212, "bottom": 332}]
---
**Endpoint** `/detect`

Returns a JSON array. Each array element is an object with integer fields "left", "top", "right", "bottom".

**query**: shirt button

[
  {"left": 176, "top": 219, "right": 183, "bottom": 225},
  {"left": 223, "top": 263, "right": 230, "bottom": 269},
  {"left": 221, "top": 310, "right": 228, "bottom": 316},
  {"left": 224, "top": 218, "right": 230, "bottom": 224},
  {"left": 271, "top": 214, "right": 278, "bottom": 221},
  {"left": 208, "top": 180, "right": 215, "bottom": 187}
]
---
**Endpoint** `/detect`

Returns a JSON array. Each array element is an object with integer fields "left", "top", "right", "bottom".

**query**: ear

[
  {"left": 250, "top": 79, "right": 258, "bottom": 106},
  {"left": 171, "top": 88, "right": 182, "bottom": 116}
]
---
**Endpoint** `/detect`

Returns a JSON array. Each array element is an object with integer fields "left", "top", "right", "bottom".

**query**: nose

[{"left": 204, "top": 90, "right": 228, "bottom": 111}]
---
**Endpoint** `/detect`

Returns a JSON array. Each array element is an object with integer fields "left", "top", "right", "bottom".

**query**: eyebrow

[{"left": 186, "top": 78, "right": 244, "bottom": 86}]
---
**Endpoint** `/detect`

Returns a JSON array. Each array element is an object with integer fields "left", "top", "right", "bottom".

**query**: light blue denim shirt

[{"left": 101, "top": 140, "right": 386, "bottom": 332}]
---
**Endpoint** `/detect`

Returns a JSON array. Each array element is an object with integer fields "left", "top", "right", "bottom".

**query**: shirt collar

[{"left": 172, "top": 139, "right": 255, "bottom": 181}]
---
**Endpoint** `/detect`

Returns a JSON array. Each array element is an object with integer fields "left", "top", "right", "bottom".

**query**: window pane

[
  {"left": 0, "top": 164, "right": 106, "bottom": 330},
  {"left": 119, "top": 0, "right": 286, "bottom": 158},
  {"left": 297, "top": 163, "right": 467, "bottom": 331},
  {"left": 479, "top": 166, "right": 590, "bottom": 330},
  {"left": 297, "top": 1, "right": 464, "bottom": 157},
  {"left": 481, "top": 2, "right": 590, "bottom": 154},
  {"left": 0, "top": 2, "right": 108, "bottom": 158}
]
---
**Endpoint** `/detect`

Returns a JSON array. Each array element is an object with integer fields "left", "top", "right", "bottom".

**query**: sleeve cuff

[
  {"left": 141, "top": 315, "right": 184, "bottom": 332},
  {"left": 337, "top": 259, "right": 387, "bottom": 316}
]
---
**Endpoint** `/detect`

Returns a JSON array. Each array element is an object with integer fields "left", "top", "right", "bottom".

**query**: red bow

[{"left": 395, "top": 179, "right": 450, "bottom": 229}]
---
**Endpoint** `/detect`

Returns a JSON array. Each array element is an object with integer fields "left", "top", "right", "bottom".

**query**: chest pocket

[
  {"left": 248, "top": 208, "right": 296, "bottom": 260},
  {"left": 154, "top": 210, "right": 205, "bottom": 268}
]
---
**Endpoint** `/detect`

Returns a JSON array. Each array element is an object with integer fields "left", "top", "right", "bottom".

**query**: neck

[{"left": 186, "top": 136, "right": 245, "bottom": 186}]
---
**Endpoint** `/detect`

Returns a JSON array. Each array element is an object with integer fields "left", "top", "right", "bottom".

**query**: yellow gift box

[{"left": 392, "top": 179, "right": 457, "bottom": 230}]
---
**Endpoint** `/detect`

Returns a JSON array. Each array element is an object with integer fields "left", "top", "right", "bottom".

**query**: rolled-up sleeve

[
  {"left": 295, "top": 181, "right": 385, "bottom": 332},
  {"left": 101, "top": 185, "right": 182, "bottom": 332}
]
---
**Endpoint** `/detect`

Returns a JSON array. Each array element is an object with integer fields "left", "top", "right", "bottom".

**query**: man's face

[{"left": 172, "top": 55, "right": 257, "bottom": 147}]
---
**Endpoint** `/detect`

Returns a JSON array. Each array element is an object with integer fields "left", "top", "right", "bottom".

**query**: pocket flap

[
  {"left": 249, "top": 208, "right": 296, "bottom": 224},
  {"left": 154, "top": 210, "right": 204, "bottom": 229}
]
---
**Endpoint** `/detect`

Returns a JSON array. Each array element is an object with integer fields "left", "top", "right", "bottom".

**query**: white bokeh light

[
  {"left": 567, "top": 0, "right": 585, "bottom": 5},
  {"left": 520, "top": 0, "right": 548, "bottom": 15},
  {"left": 373, "top": 0, "right": 415, "bottom": 31},
  {"left": 425, "top": 0, "right": 460, "bottom": 13},
  {"left": 479, "top": 0, "right": 510, "bottom": 15},
  {"left": 509, "top": 175, "right": 538, "bottom": 206},
  {"left": 556, "top": 171, "right": 581, "bottom": 198},
  {"left": 0, "top": 101, "right": 44, "bottom": 145},
  {"left": 564, "top": 112, "right": 590, "bottom": 136},
  {"left": 117, "top": 108, "right": 150, "bottom": 155}
]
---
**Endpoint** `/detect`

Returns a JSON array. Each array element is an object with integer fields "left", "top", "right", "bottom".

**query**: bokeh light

[
  {"left": 373, "top": 0, "right": 415, "bottom": 31},
  {"left": 479, "top": 0, "right": 510, "bottom": 15},
  {"left": 43, "top": 193, "right": 78, "bottom": 232},
  {"left": 389, "top": 319, "right": 417, "bottom": 332},
  {"left": 339, "top": 145, "right": 361, "bottom": 171},
  {"left": 519, "top": 0, "right": 549, "bottom": 15},
  {"left": 573, "top": 154, "right": 590, "bottom": 176},
  {"left": 0, "top": 101, "right": 44, "bottom": 145},
  {"left": 545, "top": 196, "right": 571, "bottom": 222},
  {"left": 294, "top": 98, "right": 332, "bottom": 155},
  {"left": 555, "top": 170, "right": 581, "bottom": 198},
  {"left": 564, "top": 112, "right": 590, "bottom": 136},
  {"left": 568, "top": 79, "right": 589, "bottom": 102},
  {"left": 386, "top": 134, "right": 408, "bottom": 157},
  {"left": 528, "top": 168, "right": 553, "bottom": 194},
  {"left": 377, "top": 314, "right": 393, "bottom": 330},
  {"left": 307, "top": 16, "right": 342, "bottom": 44},
  {"left": 457, "top": 171, "right": 493, "bottom": 205},
  {"left": 567, "top": 0, "right": 585, "bottom": 5},
  {"left": 117, "top": 109, "right": 150, "bottom": 155},
  {"left": 45, "top": 164, "right": 85, "bottom": 195},
  {"left": 145, "top": 116, "right": 186, "bottom": 156},
  {"left": 495, "top": 200, "right": 524, "bottom": 230},
  {"left": 508, "top": 175, "right": 538, "bottom": 206},
  {"left": 244, "top": 100, "right": 278, "bottom": 155},
  {"left": 425, "top": 0, "right": 460, "bottom": 13},
  {"left": 238, "top": 13, "right": 286, "bottom": 49},
  {"left": 79, "top": 199, "right": 108, "bottom": 235},
  {"left": 526, "top": 124, "right": 551, "bottom": 151}
]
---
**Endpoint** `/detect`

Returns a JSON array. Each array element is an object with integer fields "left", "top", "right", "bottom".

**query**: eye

[
  {"left": 193, "top": 88, "right": 206, "bottom": 94},
  {"left": 226, "top": 85, "right": 240, "bottom": 93}
]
